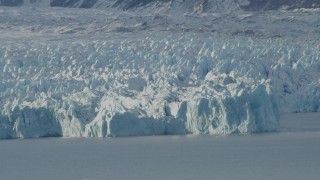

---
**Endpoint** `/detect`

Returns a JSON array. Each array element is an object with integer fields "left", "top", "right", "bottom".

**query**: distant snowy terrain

[
  {"left": 1, "top": 0, "right": 320, "bottom": 11},
  {"left": 0, "top": 0, "right": 319, "bottom": 139}
]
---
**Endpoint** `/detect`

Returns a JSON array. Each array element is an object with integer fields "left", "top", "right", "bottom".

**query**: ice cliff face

[
  {"left": 0, "top": 34, "right": 289, "bottom": 139},
  {"left": 1, "top": 33, "right": 319, "bottom": 139}
]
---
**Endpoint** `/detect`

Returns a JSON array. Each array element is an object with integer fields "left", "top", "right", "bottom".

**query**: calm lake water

[{"left": 0, "top": 113, "right": 320, "bottom": 180}]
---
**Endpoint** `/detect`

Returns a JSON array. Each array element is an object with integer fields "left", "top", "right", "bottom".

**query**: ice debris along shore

[{"left": 1, "top": 34, "right": 319, "bottom": 139}]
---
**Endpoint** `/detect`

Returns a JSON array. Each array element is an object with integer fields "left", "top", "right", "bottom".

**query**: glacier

[{"left": 0, "top": 1, "right": 319, "bottom": 139}]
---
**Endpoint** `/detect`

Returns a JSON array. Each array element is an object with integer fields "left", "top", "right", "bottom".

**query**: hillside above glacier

[
  {"left": 1, "top": 0, "right": 320, "bottom": 11},
  {"left": 0, "top": 1, "right": 319, "bottom": 139}
]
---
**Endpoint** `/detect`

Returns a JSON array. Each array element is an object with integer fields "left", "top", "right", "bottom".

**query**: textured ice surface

[
  {"left": 1, "top": 33, "right": 319, "bottom": 139},
  {"left": 0, "top": 2, "right": 319, "bottom": 139},
  {"left": 1, "top": 34, "right": 284, "bottom": 138}
]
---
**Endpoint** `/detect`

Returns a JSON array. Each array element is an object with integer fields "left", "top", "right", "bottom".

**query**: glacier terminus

[{"left": 0, "top": 0, "right": 319, "bottom": 139}]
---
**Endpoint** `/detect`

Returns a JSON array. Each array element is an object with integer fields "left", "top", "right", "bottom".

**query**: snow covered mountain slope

[
  {"left": 0, "top": 2, "right": 319, "bottom": 139},
  {"left": 0, "top": 0, "right": 245, "bottom": 10},
  {"left": 1, "top": 0, "right": 319, "bottom": 12},
  {"left": 243, "top": 0, "right": 320, "bottom": 11}
]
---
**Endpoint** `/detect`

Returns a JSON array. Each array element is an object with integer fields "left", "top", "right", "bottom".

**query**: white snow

[{"left": 0, "top": 1, "right": 319, "bottom": 139}]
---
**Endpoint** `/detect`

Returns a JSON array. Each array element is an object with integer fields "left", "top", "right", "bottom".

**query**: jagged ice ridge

[{"left": 1, "top": 33, "right": 319, "bottom": 139}]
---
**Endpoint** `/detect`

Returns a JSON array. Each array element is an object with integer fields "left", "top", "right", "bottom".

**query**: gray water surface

[{"left": 0, "top": 113, "right": 320, "bottom": 180}]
